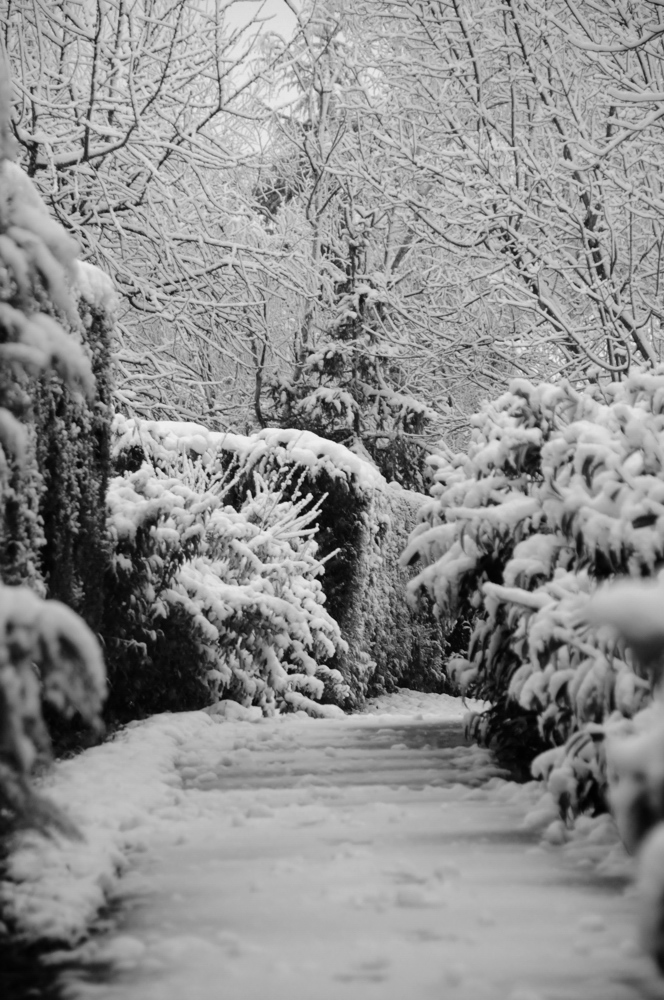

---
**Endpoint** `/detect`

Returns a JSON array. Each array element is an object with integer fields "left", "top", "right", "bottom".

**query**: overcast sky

[{"left": 225, "top": 0, "right": 300, "bottom": 40}]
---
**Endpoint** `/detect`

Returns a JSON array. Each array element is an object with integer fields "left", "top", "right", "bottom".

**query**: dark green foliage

[
  {"left": 0, "top": 298, "right": 113, "bottom": 678},
  {"left": 0, "top": 295, "right": 112, "bottom": 631},
  {"left": 113, "top": 430, "right": 362, "bottom": 681},
  {"left": 0, "top": 429, "right": 44, "bottom": 593},
  {"left": 467, "top": 700, "right": 548, "bottom": 784},
  {"left": 0, "top": 301, "right": 113, "bottom": 760},
  {"left": 33, "top": 301, "right": 113, "bottom": 632},
  {"left": 288, "top": 470, "right": 363, "bottom": 637},
  {"left": 101, "top": 470, "right": 214, "bottom": 723},
  {"left": 112, "top": 442, "right": 149, "bottom": 478},
  {"left": 270, "top": 347, "right": 433, "bottom": 493},
  {"left": 224, "top": 458, "right": 446, "bottom": 704},
  {"left": 105, "top": 604, "right": 212, "bottom": 722},
  {"left": 360, "top": 493, "right": 451, "bottom": 700},
  {"left": 370, "top": 590, "right": 457, "bottom": 698},
  {"left": 299, "top": 468, "right": 371, "bottom": 705},
  {"left": 0, "top": 164, "right": 113, "bottom": 631}
]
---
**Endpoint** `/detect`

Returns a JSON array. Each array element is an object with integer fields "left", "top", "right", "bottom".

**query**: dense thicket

[{"left": 405, "top": 368, "right": 664, "bottom": 809}]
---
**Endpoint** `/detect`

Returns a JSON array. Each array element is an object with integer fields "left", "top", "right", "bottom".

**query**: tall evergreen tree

[{"left": 262, "top": 2, "right": 436, "bottom": 489}]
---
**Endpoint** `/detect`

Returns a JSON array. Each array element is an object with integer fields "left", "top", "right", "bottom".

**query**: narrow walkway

[{"left": 48, "top": 694, "right": 664, "bottom": 1000}]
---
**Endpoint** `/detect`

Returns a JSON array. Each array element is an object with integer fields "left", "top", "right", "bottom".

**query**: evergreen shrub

[
  {"left": 103, "top": 450, "right": 347, "bottom": 721},
  {"left": 112, "top": 419, "right": 447, "bottom": 706},
  {"left": 32, "top": 292, "right": 113, "bottom": 633},
  {"left": 404, "top": 370, "right": 664, "bottom": 812},
  {"left": 0, "top": 583, "right": 105, "bottom": 834},
  {"left": 0, "top": 57, "right": 107, "bottom": 831}
]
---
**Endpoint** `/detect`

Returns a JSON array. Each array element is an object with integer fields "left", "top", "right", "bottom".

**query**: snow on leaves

[
  {"left": 0, "top": 162, "right": 95, "bottom": 459},
  {"left": 106, "top": 429, "right": 348, "bottom": 719},
  {"left": 405, "top": 370, "right": 664, "bottom": 814},
  {"left": 112, "top": 416, "right": 388, "bottom": 493},
  {"left": 0, "top": 581, "right": 105, "bottom": 835},
  {"left": 112, "top": 413, "right": 446, "bottom": 707},
  {"left": 0, "top": 62, "right": 110, "bottom": 835}
]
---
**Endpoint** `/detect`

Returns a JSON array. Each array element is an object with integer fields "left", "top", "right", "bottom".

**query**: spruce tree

[{"left": 263, "top": 2, "right": 434, "bottom": 490}]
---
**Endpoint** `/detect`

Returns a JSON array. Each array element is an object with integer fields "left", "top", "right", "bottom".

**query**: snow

[
  {"left": 0, "top": 159, "right": 96, "bottom": 423},
  {"left": 636, "top": 823, "right": 664, "bottom": 966},
  {"left": 109, "top": 415, "right": 439, "bottom": 707},
  {"left": 403, "top": 371, "right": 664, "bottom": 827},
  {"left": 585, "top": 577, "right": 664, "bottom": 656},
  {"left": 2, "top": 691, "right": 662, "bottom": 999},
  {"left": 362, "top": 688, "right": 486, "bottom": 720},
  {"left": 75, "top": 261, "right": 118, "bottom": 315},
  {"left": 606, "top": 702, "right": 664, "bottom": 854},
  {"left": 112, "top": 416, "right": 387, "bottom": 492},
  {"left": 0, "top": 582, "right": 105, "bottom": 795},
  {"left": 0, "top": 713, "right": 207, "bottom": 944},
  {"left": 104, "top": 465, "right": 346, "bottom": 713}
]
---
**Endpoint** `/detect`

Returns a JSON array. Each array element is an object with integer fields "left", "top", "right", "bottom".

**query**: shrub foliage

[
  {"left": 0, "top": 55, "right": 108, "bottom": 832},
  {"left": 112, "top": 418, "right": 447, "bottom": 710},
  {"left": 404, "top": 370, "right": 664, "bottom": 811},
  {"left": 103, "top": 450, "right": 348, "bottom": 721},
  {"left": 0, "top": 583, "right": 105, "bottom": 834}
]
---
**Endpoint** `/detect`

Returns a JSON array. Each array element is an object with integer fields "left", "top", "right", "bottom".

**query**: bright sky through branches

[{"left": 224, "top": 0, "right": 299, "bottom": 39}]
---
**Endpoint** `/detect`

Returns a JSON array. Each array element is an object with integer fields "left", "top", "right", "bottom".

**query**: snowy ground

[{"left": 2, "top": 691, "right": 664, "bottom": 1000}]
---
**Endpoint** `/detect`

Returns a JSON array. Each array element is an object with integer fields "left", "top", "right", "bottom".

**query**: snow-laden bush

[
  {"left": 567, "top": 578, "right": 664, "bottom": 971},
  {"left": 404, "top": 370, "right": 664, "bottom": 809},
  {"left": 32, "top": 270, "right": 114, "bottom": 635},
  {"left": 0, "top": 582, "right": 105, "bottom": 834},
  {"left": 103, "top": 453, "right": 347, "bottom": 720},
  {"left": 0, "top": 53, "right": 114, "bottom": 627},
  {"left": 0, "top": 55, "right": 108, "bottom": 832},
  {"left": 0, "top": 109, "right": 94, "bottom": 593},
  {"left": 112, "top": 417, "right": 448, "bottom": 704}
]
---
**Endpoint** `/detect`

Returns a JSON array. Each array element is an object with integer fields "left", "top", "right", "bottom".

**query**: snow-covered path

[{"left": 24, "top": 692, "right": 660, "bottom": 1000}]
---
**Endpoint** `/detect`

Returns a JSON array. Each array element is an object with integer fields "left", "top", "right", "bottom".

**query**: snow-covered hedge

[
  {"left": 0, "top": 582, "right": 105, "bottom": 834},
  {"left": 329, "top": 480, "right": 447, "bottom": 700},
  {"left": 572, "top": 577, "right": 664, "bottom": 969},
  {"left": 102, "top": 452, "right": 349, "bottom": 720},
  {"left": 0, "top": 94, "right": 114, "bottom": 632},
  {"left": 404, "top": 371, "right": 664, "bottom": 811},
  {"left": 31, "top": 269, "right": 114, "bottom": 636},
  {"left": 0, "top": 57, "right": 108, "bottom": 830},
  {"left": 112, "top": 418, "right": 447, "bottom": 706}
]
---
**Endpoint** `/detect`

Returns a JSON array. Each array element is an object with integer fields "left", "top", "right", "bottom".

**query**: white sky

[{"left": 224, "top": 0, "right": 300, "bottom": 40}]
